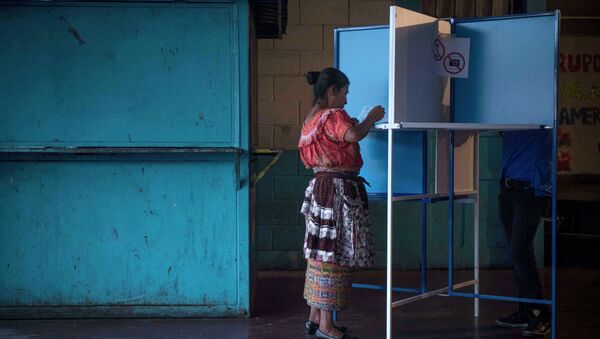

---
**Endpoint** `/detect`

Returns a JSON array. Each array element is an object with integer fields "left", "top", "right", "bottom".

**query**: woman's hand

[
  {"left": 343, "top": 105, "right": 386, "bottom": 143},
  {"left": 366, "top": 105, "right": 385, "bottom": 123}
]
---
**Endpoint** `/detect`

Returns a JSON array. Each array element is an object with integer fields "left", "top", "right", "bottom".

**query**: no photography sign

[{"left": 431, "top": 36, "right": 470, "bottom": 78}]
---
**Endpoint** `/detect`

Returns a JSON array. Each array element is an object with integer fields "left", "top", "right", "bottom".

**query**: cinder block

[
  {"left": 372, "top": 250, "right": 387, "bottom": 268},
  {"left": 251, "top": 92, "right": 259, "bottom": 146},
  {"left": 482, "top": 247, "right": 511, "bottom": 268},
  {"left": 483, "top": 222, "right": 508, "bottom": 248},
  {"left": 288, "top": 0, "right": 300, "bottom": 25},
  {"left": 258, "top": 39, "right": 274, "bottom": 50},
  {"left": 300, "top": 100, "right": 314, "bottom": 124},
  {"left": 256, "top": 200, "right": 300, "bottom": 225},
  {"left": 479, "top": 179, "right": 501, "bottom": 214},
  {"left": 393, "top": 201, "right": 421, "bottom": 222},
  {"left": 274, "top": 125, "right": 301, "bottom": 150},
  {"left": 369, "top": 200, "right": 387, "bottom": 225},
  {"left": 427, "top": 250, "right": 450, "bottom": 269},
  {"left": 258, "top": 76, "right": 273, "bottom": 101},
  {"left": 254, "top": 155, "right": 273, "bottom": 172},
  {"left": 299, "top": 101, "right": 315, "bottom": 123},
  {"left": 258, "top": 100, "right": 299, "bottom": 125},
  {"left": 300, "top": 0, "right": 349, "bottom": 25},
  {"left": 273, "top": 176, "right": 311, "bottom": 200},
  {"left": 274, "top": 76, "right": 313, "bottom": 102},
  {"left": 272, "top": 225, "right": 305, "bottom": 251},
  {"left": 349, "top": 0, "right": 390, "bottom": 26},
  {"left": 300, "top": 51, "right": 334, "bottom": 74},
  {"left": 372, "top": 224, "right": 387, "bottom": 251},
  {"left": 274, "top": 25, "right": 323, "bottom": 50},
  {"left": 297, "top": 157, "right": 314, "bottom": 176},
  {"left": 258, "top": 251, "right": 301, "bottom": 270},
  {"left": 323, "top": 25, "right": 335, "bottom": 51},
  {"left": 272, "top": 151, "right": 298, "bottom": 174},
  {"left": 255, "top": 176, "right": 274, "bottom": 201},
  {"left": 258, "top": 50, "right": 299, "bottom": 75},
  {"left": 479, "top": 134, "right": 502, "bottom": 180},
  {"left": 269, "top": 150, "right": 299, "bottom": 176},
  {"left": 258, "top": 125, "right": 273, "bottom": 149},
  {"left": 258, "top": 227, "right": 273, "bottom": 250}
]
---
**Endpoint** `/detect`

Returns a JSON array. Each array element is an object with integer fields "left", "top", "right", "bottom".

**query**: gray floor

[{"left": 1, "top": 269, "right": 599, "bottom": 338}]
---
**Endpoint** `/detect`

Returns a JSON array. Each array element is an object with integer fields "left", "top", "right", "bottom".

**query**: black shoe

[
  {"left": 315, "top": 328, "right": 348, "bottom": 339},
  {"left": 305, "top": 321, "right": 347, "bottom": 335},
  {"left": 523, "top": 317, "right": 551, "bottom": 337},
  {"left": 496, "top": 310, "right": 531, "bottom": 328}
]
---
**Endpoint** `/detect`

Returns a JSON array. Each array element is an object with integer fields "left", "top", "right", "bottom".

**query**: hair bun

[{"left": 306, "top": 71, "right": 320, "bottom": 85}]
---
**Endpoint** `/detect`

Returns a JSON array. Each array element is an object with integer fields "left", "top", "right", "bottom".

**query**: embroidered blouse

[{"left": 298, "top": 108, "right": 363, "bottom": 171}]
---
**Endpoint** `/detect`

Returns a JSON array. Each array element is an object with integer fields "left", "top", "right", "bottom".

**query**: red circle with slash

[{"left": 443, "top": 52, "right": 465, "bottom": 74}]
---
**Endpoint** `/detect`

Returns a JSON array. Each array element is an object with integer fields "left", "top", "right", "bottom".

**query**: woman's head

[{"left": 306, "top": 67, "right": 349, "bottom": 109}]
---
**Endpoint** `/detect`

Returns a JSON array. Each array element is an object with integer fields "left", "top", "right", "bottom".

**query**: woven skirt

[
  {"left": 301, "top": 171, "right": 374, "bottom": 268},
  {"left": 303, "top": 259, "right": 351, "bottom": 311}
]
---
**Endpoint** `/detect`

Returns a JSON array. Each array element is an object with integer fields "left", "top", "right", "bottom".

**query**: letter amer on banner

[{"left": 431, "top": 35, "right": 470, "bottom": 78}]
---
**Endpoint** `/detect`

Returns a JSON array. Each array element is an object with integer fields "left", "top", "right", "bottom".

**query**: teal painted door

[{"left": 0, "top": 1, "right": 250, "bottom": 318}]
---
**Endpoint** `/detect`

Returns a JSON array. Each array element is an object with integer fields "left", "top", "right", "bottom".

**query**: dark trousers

[{"left": 498, "top": 183, "right": 549, "bottom": 315}]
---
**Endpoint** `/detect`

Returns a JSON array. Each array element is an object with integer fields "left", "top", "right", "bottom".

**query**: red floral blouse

[{"left": 298, "top": 108, "right": 363, "bottom": 171}]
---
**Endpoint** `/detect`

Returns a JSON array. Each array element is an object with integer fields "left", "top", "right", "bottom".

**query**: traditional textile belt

[
  {"left": 314, "top": 170, "right": 371, "bottom": 187},
  {"left": 312, "top": 166, "right": 358, "bottom": 173},
  {"left": 501, "top": 177, "right": 531, "bottom": 190}
]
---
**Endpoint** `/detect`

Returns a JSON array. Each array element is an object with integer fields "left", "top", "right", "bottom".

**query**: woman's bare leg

[
  {"left": 309, "top": 306, "right": 320, "bottom": 323},
  {"left": 320, "top": 310, "right": 343, "bottom": 338}
]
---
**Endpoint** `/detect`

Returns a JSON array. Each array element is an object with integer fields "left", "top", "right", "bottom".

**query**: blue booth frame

[{"left": 334, "top": 10, "right": 559, "bottom": 339}]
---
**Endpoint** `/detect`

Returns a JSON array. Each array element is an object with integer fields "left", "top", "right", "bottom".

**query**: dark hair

[{"left": 305, "top": 67, "right": 349, "bottom": 105}]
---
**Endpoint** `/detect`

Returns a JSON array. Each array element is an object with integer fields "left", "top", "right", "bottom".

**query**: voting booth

[{"left": 335, "top": 6, "right": 559, "bottom": 339}]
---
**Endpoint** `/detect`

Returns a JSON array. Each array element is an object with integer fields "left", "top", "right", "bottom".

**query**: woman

[{"left": 299, "top": 67, "right": 385, "bottom": 339}]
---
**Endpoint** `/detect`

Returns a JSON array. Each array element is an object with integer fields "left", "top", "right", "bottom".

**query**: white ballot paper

[{"left": 358, "top": 105, "right": 388, "bottom": 123}]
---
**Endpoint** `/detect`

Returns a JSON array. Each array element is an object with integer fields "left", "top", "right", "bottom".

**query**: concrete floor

[{"left": 1, "top": 268, "right": 599, "bottom": 339}]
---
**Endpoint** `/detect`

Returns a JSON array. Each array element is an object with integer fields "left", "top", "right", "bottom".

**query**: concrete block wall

[{"left": 257, "top": 0, "right": 393, "bottom": 151}]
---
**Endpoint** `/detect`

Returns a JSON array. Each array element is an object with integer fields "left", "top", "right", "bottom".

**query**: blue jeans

[{"left": 498, "top": 182, "right": 549, "bottom": 314}]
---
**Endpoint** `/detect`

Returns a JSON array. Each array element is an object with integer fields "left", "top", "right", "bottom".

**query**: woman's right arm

[{"left": 343, "top": 106, "right": 385, "bottom": 143}]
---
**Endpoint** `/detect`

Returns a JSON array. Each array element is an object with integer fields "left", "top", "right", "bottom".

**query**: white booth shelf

[{"left": 374, "top": 122, "right": 552, "bottom": 131}]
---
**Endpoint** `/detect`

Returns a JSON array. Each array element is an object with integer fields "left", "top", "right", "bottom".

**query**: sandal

[
  {"left": 315, "top": 328, "right": 349, "bottom": 339},
  {"left": 305, "top": 320, "right": 347, "bottom": 335}
]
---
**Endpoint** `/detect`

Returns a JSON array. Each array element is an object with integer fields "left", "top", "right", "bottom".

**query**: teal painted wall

[
  {"left": 1, "top": 1, "right": 250, "bottom": 318},
  {"left": 256, "top": 133, "right": 544, "bottom": 270},
  {"left": 1, "top": 155, "right": 244, "bottom": 315},
  {"left": 0, "top": 3, "right": 242, "bottom": 147}
]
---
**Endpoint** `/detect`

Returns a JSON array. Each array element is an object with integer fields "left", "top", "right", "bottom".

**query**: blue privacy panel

[
  {"left": 335, "top": 26, "right": 389, "bottom": 122},
  {"left": 453, "top": 13, "right": 558, "bottom": 125},
  {"left": 358, "top": 131, "right": 426, "bottom": 196},
  {"left": 0, "top": 157, "right": 244, "bottom": 314},
  {"left": 0, "top": 3, "right": 239, "bottom": 147},
  {"left": 336, "top": 26, "right": 425, "bottom": 195}
]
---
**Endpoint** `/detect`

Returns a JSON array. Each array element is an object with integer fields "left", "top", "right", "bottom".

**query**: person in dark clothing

[{"left": 495, "top": 130, "right": 552, "bottom": 338}]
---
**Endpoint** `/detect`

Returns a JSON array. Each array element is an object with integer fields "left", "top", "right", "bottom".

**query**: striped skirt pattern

[
  {"left": 301, "top": 171, "right": 373, "bottom": 268},
  {"left": 303, "top": 259, "right": 351, "bottom": 311}
]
